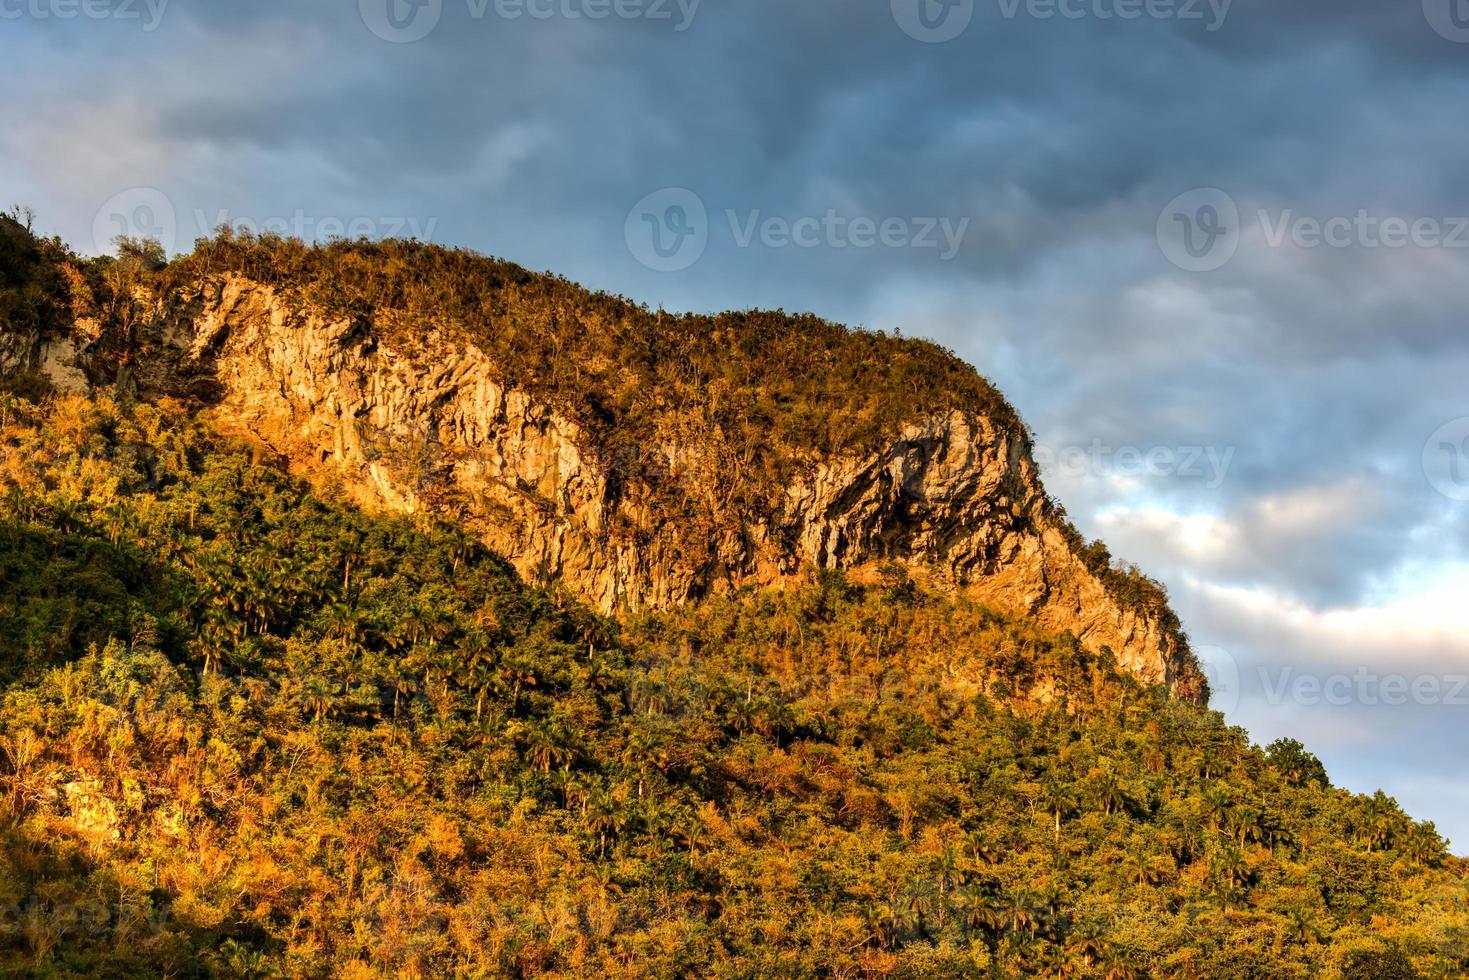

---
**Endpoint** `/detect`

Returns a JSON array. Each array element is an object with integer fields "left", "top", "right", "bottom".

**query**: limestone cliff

[
  {"left": 71, "top": 273, "right": 1203, "bottom": 701},
  {"left": 0, "top": 211, "right": 1206, "bottom": 701}
]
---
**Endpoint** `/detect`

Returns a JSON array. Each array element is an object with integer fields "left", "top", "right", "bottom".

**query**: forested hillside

[
  {"left": 1, "top": 216, "right": 1466, "bottom": 976},
  {"left": 1, "top": 217, "right": 1199, "bottom": 691},
  {"left": 0, "top": 390, "right": 1463, "bottom": 977}
]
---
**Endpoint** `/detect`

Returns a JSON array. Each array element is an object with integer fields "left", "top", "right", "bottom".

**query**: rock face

[
  {"left": 0, "top": 323, "right": 90, "bottom": 394},
  {"left": 109, "top": 274, "right": 1203, "bottom": 701},
  {"left": 786, "top": 413, "right": 1196, "bottom": 694},
  {"left": 1, "top": 267, "right": 1203, "bottom": 700}
]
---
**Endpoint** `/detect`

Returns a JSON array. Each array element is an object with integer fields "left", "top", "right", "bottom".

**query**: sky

[{"left": 4, "top": 0, "right": 1469, "bottom": 845}]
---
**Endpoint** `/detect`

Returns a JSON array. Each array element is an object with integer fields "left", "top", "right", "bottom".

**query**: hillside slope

[
  {"left": 4, "top": 223, "right": 1204, "bottom": 700},
  {"left": 0, "top": 392, "right": 1463, "bottom": 978},
  {"left": 3, "top": 219, "right": 1465, "bottom": 977}
]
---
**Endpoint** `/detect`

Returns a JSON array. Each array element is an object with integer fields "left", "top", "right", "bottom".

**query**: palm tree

[
  {"left": 1357, "top": 793, "right": 1398, "bottom": 852},
  {"left": 196, "top": 604, "right": 243, "bottom": 675},
  {"left": 1259, "top": 811, "right": 1292, "bottom": 856},
  {"left": 1227, "top": 804, "right": 1264, "bottom": 847},
  {"left": 1201, "top": 787, "right": 1232, "bottom": 833},
  {"left": 1281, "top": 902, "right": 1322, "bottom": 946},
  {"left": 903, "top": 879, "right": 938, "bottom": 941},
  {"left": 1404, "top": 823, "right": 1443, "bottom": 865},
  {"left": 1001, "top": 887, "right": 1039, "bottom": 935},
  {"left": 388, "top": 670, "right": 419, "bottom": 719},
  {"left": 619, "top": 728, "right": 668, "bottom": 798},
  {"left": 1210, "top": 878, "right": 1244, "bottom": 912},
  {"left": 322, "top": 601, "right": 369, "bottom": 645},
  {"left": 48, "top": 493, "right": 85, "bottom": 536},
  {"left": 584, "top": 791, "right": 622, "bottom": 857},
  {"left": 496, "top": 656, "right": 539, "bottom": 715},
  {"left": 1039, "top": 780, "right": 1073, "bottom": 839},
  {"left": 1198, "top": 744, "right": 1224, "bottom": 781},
  {"left": 1164, "top": 810, "right": 1206, "bottom": 865},
  {"left": 961, "top": 886, "right": 1006, "bottom": 947},
  {"left": 455, "top": 630, "right": 497, "bottom": 721},
  {"left": 725, "top": 697, "right": 758, "bottom": 735},
  {"left": 1121, "top": 848, "right": 1163, "bottom": 888},
  {"left": 934, "top": 842, "right": 962, "bottom": 896},
  {"left": 336, "top": 527, "right": 363, "bottom": 593},
  {"left": 518, "top": 720, "right": 577, "bottom": 773},
  {"left": 628, "top": 676, "right": 672, "bottom": 717},
  {"left": 670, "top": 810, "right": 704, "bottom": 857},
  {"left": 1092, "top": 772, "right": 1127, "bottom": 817},
  {"left": 863, "top": 900, "right": 904, "bottom": 950},
  {"left": 1209, "top": 845, "right": 1250, "bottom": 907},
  {"left": 1065, "top": 920, "right": 1106, "bottom": 967},
  {"left": 100, "top": 499, "right": 135, "bottom": 545}
]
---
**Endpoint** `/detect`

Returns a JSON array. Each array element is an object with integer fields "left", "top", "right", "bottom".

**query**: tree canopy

[{"left": 0, "top": 391, "right": 1462, "bottom": 977}]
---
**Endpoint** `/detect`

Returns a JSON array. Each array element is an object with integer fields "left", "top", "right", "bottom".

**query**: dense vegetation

[
  {"left": 0, "top": 391, "right": 1464, "bottom": 977},
  {"left": 0, "top": 212, "right": 74, "bottom": 344},
  {"left": 167, "top": 229, "right": 1198, "bottom": 691},
  {"left": 1, "top": 220, "right": 1463, "bottom": 974},
  {"left": 161, "top": 229, "right": 1025, "bottom": 467},
  {"left": 226, "top": 228, "right": 1198, "bottom": 668},
  {"left": 1, "top": 216, "right": 1197, "bottom": 695}
]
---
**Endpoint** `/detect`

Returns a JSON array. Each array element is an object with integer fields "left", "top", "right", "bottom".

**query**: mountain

[
  {"left": 10, "top": 222, "right": 1205, "bottom": 701},
  {"left": 0, "top": 214, "right": 1463, "bottom": 977}
]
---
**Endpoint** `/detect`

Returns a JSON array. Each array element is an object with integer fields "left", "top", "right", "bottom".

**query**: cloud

[
  {"left": 1089, "top": 476, "right": 1409, "bottom": 605},
  {"left": 1169, "top": 567, "right": 1469, "bottom": 847},
  {"left": 1188, "top": 569, "right": 1469, "bottom": 666}
]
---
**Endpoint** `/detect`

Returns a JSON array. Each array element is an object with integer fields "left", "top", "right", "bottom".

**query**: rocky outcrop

[
  {"left": 784, "top": 413, "right": 1195, "bottom": 692},
  {"left": 0, "top": 325, "right": 90, "bottom": 394},
  {"left": 101, "top": 274, "right": 1200, "bottom": 699},
  {"left": 2, "top": 270, "right": 1203, "bottom": 699}
]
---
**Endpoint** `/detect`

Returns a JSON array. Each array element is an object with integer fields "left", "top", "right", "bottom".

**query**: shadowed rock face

[{"left": 105, "top": 274, "right": 1202, "bottom": 702}]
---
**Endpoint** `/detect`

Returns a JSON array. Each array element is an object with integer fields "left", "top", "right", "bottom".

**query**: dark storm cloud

[
  {"left": 1181, "top": 0, "right": 1469, "bottom": 67},
  {"left": 104, "top": 3, "right": 1469, "bottom": 307}
]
